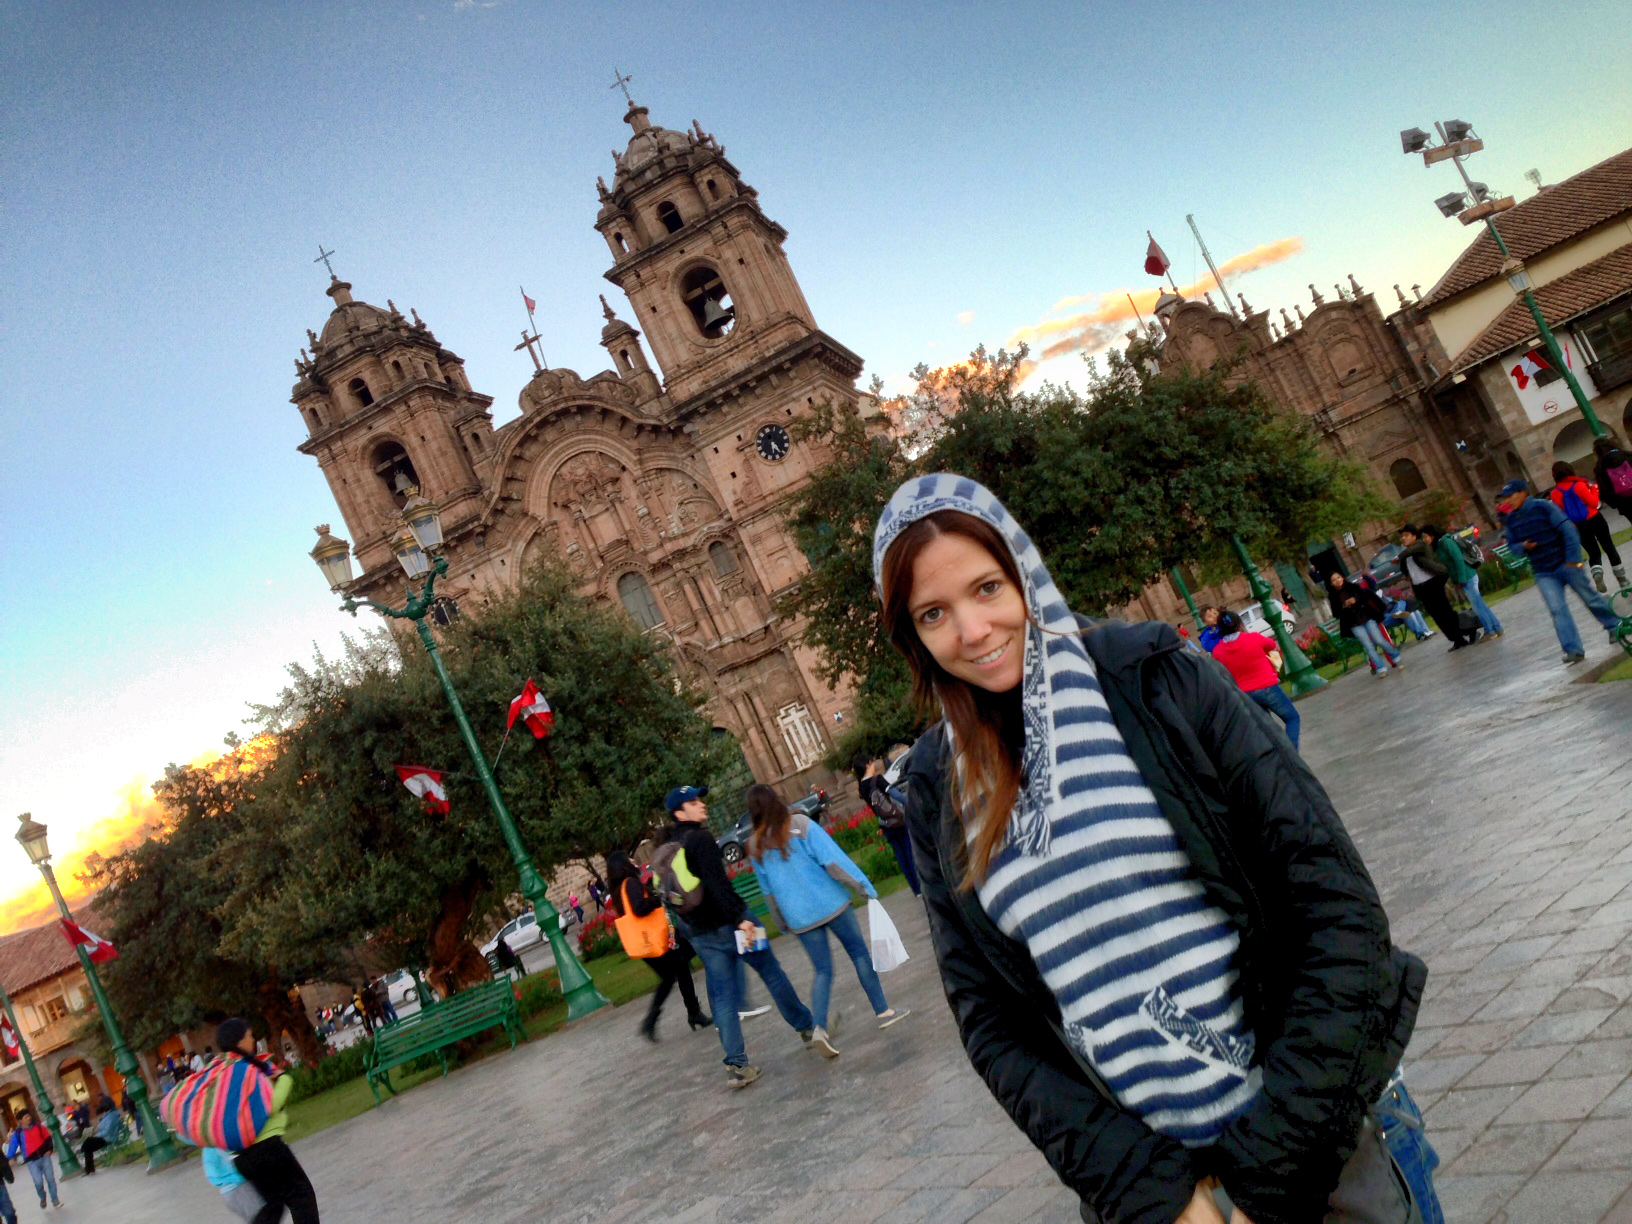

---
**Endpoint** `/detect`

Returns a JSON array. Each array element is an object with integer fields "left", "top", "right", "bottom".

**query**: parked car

[
  {"left": 1233, "top": 599, "right": 1297, "bottom": 640},
  {"left": 1367, "top": 544, "right": 1405, "bottom": 588},
  {"left": 480, "top": 909, "right": 544, "bottom": 958},
  {"left": 717, "top": 787, "right": 829, "bottom": 865}
]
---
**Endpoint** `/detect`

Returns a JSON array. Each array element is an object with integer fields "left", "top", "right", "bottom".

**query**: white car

[
  {"left": 480, "top": 910, "right": 546, "bottom": 959},
  {"left": 1234, "top": 600, "right": 1297, "bottom": 640},
  {"left": 375, "top": 969, "right": 419, "bottom": 1008}
]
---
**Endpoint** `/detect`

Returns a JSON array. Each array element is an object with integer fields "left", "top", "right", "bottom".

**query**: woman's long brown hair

[
  {"left": 745, "top": 783, "right": 792, "bottom": 862},
  {"left": 880, "top": 509, "right": 1024, "bottom": 888}
]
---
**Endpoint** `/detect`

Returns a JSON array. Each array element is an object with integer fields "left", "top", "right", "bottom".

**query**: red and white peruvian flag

[
  {"left": 60, "top": 918, "right": 117, "bottom": 965},
  {"left": 1, "top": 1015, "right": 20, "bottom": 1062},
  {"left": 1510, "top": 347, "right": 1552, "bottom": 389},
  {"left": 1144, "top": 236, "right": 1170, "bottom": 277},
  {"left": 395, "top": 765, "right": 451, "bottom": 815},
  {"left": 507, "top": 679, "right": 554, "bottom": 739}
]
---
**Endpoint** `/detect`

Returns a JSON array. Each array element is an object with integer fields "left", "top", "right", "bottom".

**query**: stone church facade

[{"left": 290, "top": 99, "right": 867, "bottom": 795}]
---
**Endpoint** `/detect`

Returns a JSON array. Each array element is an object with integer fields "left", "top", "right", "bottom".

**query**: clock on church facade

[{"left": 289, "top": 96, "right": 867, "bottom": 796}]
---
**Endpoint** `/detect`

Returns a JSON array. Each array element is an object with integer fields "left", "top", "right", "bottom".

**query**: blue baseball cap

[
  {"left": 1499, "top": 478, "right": 1529, "bottom": 496},
  {"left": 665, "top": 785, "right": 708, "bottom": 813}
]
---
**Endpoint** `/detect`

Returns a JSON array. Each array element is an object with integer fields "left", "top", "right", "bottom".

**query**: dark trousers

[
  {"left": 235, "top": 1136, "right": 319, "bottom": 1224},
  {"left": 1578, "top": 513, "right": 1622, "bottom": 567},
  {"left": 1411, "top": 576, "right": 1473, "bottom": 644},
  {"left": 80, "top": 1135, "right": 108, "bottom": 1174},
  {"left": 881, "top": 824, "right": 921, "bottom": 896},
  {"left": 643, "top": 940, "right": 706, "bottom": 1030}
]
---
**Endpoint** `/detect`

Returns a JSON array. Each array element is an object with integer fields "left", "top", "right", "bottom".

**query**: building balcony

[
  {"left": 1588, "top": 352, "right": 1632, "bottom": 393},
  {"left": 22, "top": 1011, "right": 89, "bottom": 1057}
]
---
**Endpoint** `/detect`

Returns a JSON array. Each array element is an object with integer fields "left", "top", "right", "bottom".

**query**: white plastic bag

[{"left": 868, "top": 899, "right": 909, "bottom": 972}]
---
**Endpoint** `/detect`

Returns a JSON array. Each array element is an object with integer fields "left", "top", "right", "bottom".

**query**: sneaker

[
  {"left": 877, "top": 1007, "right": 911, "bottom": 1029},
  {"left": 804, "top": 1026, "right": 841, "bottom": 1058},
  {"left": 1421, "top": 630, "right": 1436, "bottom": 639},
  {"left": 1488, "top": 630, "right": 1503, "bottom": 639},
  {"left": 1564, "top": 651, "right": 1586, "bottom": 665},
  {"left": 738, "top": 1004, "right": 771, "bottom": 1020},
  {"left": 726, "top": 1063, "right": 762, "bottom": 1089}
]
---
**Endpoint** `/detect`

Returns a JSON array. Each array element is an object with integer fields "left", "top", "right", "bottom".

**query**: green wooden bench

[
  {"left": 364, "top": 978, "right": 524, "bottom": 1104},
  {"left": 731, "top": 869, "right": 772, "bottom": 925},
  {"left": 1491, "top": 543, "right": 1531, "bottom": 588},
  {"left": 1316, "top": 618, "right": 1368, "bottom": 673}
]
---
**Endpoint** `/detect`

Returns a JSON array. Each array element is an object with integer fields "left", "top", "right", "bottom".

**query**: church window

[
  {"left": 710, "top": 542, "right": 738, "bottom": 577},
  {"left": 306, "top": 407, "right": 323, "bottom": 430},
  {"left": 680, "top": 266, "right": 736, "bottom": 338},
  {"left": 371, "top": 441, "right": 421, "bottom": 508},
  {"left": 613, "top": 232, "right": 629, "bottom": 253},
  {"left": 1389, "top": 457, "right": 1426, "bottom": 499},
  {"left": 391, "top": 359, "right": 404, "bottom": 380},
  {"left": 617, "top": 572, "right": 665, "bottom": 630},
  {"left": 349, "top": 377, "right": 374, "bottom": 408},
  {"left": 656, "top": 201, "right": 684, "bottom": 234},
  {"left": 616, "top": 348, "right": 632, "bottom": 372},
  {"left": 706, "top": 179, "right": 720, "bottom": 200}
]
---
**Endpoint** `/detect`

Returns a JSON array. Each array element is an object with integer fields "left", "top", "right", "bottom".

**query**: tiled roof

[
  {"left": 0, "top": 901, "right": 108, "bottom": 996},
  {"left": 1422, "top": 146, "right": 1632, "bottom": 307},
  {"left": 1448, "top": 242, "right": 1632, "bottom": 374}
]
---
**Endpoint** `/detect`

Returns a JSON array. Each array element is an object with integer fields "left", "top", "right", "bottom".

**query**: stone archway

[
  {"left": 56, "top": 1056, "right": 101, "bottom": 1105},
  {"left": 0, "top": 1080, "right": 34, "bottom": 1131},
  {"left": 1552, "top": 419, "right": 1597, "bottom": 477}
]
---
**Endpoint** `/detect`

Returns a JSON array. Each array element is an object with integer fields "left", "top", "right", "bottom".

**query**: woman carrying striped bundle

[{"left": 873, "top": 475, "right": 1437, "bottom": 1224}]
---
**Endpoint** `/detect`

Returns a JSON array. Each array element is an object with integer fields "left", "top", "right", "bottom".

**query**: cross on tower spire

[
  {"left": 313, "top": 245, "right": 337, "bottom": 278},
  {"left": 610, "top": 68, "right": 635, "bottom": 107}
]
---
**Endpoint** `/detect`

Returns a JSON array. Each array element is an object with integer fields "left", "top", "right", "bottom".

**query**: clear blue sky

[{"left": 2, "top": 0, "right": 1628, "bottom": 903}]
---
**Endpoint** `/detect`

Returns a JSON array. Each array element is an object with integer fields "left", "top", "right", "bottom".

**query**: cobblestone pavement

[{"left": 66, "top": 586, "right": 1632, "bottom": 1223}]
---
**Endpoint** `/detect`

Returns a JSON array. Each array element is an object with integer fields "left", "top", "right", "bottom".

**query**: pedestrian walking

[
  {"left": 855, "top": 754, "right": 920, "bottom": 897},
  {"left": 872, "top": 474, "right": 1434, "bottom": 1224},
  {"left": 1550, "top": 461, "right": 1627, "bottom": 593},
  {"left": 1398, "top": 524, "right": 1479, "bottom": 649},
  {"left": 1592, "top": 434, "right": 1632, "bottom": 529},
  {"left": 1210, "top": 610, "right": 1301, "bottom": 747},
  {"left": 3, "top": 1110, "right": 60, "bottom": 1209},
  {"left": 1501, "top": 478, "right": 1625, "bottom": 664},
  {"left": 656, "top": 785, "right": 818, "bottom": 1090},
  {"left": 568, "top": 894, "right": 585, "bottom": 925},
  {"left": 216, "top": 1017, "right": 320, "bottom": 1224},
  {"left": 745, "top": 784, "right": 908, "bottom": 1058},
  {"left": 203, "top": 1147, "right": 267, "bottom": 1221},
  {"left": 1326, "top": 572, "right": 1404, "bottom": 675},
  {"left": 1424, "top": 524, "right": 1502, "bottom": 638},
  {"left": 604, "top": 848, "right": 711, "bottom": 1042}
]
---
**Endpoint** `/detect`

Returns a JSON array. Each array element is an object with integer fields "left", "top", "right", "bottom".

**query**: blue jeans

[
  {"left": 684, "top": 924, "right": 813, "bottom": 1067},
  {"left": 1460, "top": 573, "right": 1502, "bottom": 634},
  {"left": 1351, "top": 620, "right": 1401, "bottom": 672},
  {"left": 24, "top": 1156, "right": 56, "bottom": 1208},
  {"left": 0, "top": 1176, "right": 15, "bottom": 1224},
  {"left": 1247, "top": 685, "right": 1300, "bottom": 748},
  {"left": 1534, "top": 565, "right": 1622, "bottom": 655},
  {"left": 794, "top": 905, "right": 890, "bottom": 1029},
  {"left": 881, "top": 825, "right": 920, "bottom": 896}
]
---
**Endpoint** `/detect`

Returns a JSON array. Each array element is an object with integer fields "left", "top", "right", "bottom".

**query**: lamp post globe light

[
  {"left": 0, "top": 982, "right": 81, "bottom": 1178},
  {"left": 309, "top": 498, "right": 608, "bottom": 1021},
  {"left": 13, "top": 814, "right": 182, "bottom": 1171},
  {"left": 1399, "top": 119, "right": 1607, "bottom": 438}
]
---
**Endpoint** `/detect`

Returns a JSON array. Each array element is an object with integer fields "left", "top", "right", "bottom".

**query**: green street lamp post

[
  {"left": 1402, "top": 120, "right": 1607, "bottom": 438},
  {"left": 309, "top": 501, "right": 609, "bottom": 1021},
  {"left": 0, "top": 983, "right": 81, "bottom": 1178},
  {"left": 1169, "top": 567, "right": 1204, "bottom": 634},
  {"left": 13, "top": 813, "right": 182, "bottom": 1172},
  {"left": 1231, "top": 536, "right": 1327, "bottom": 696}
]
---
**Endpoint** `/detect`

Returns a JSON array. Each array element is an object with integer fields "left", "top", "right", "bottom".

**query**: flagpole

[
  {"left": 1127, "top": 293, "right": 1150, "bottom": 333},
  {"left": 0, "top": 985, "right": 81, "bottom": 1178},
  {"left": 490, "top": 723, "right": 515, "bottom": 773},
  {"left": 1186, "top": 214, "right": 1241, "bottom": 319}
]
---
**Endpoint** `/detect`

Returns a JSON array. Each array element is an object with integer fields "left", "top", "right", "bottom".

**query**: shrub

[
  {"left": 284, "top": 1042, "right": 369, "bottom": 1104},
  {"left": 853, "top": 841, "right": 902, "bottom": 884},
  {"left": 577, "top": 911, "right": 622, "bottom": 961},
  {"left": 515, "top": 970, "right": 564, "bottom": 1019},
  {"left": 831, "top": 810, "right": 880, "bottom": 854},
  {"left": 1296, "top": 625, "right": 1345, "bottom": 668}
]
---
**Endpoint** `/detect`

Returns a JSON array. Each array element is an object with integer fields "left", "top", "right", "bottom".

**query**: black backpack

[{"left": 870, "top": 783, "right": 907, "bottom": 830}]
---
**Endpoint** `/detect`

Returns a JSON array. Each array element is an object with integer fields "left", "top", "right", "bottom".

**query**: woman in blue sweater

[{"left": 746, "top": 784, "right": 908, "bottom": 1057}]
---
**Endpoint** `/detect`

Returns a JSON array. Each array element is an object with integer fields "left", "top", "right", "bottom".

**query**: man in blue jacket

[{"left": 1502, "top": 478, "right": 1624, "bottom": 663}]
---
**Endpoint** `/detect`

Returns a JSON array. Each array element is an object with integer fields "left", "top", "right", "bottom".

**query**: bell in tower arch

[{"left": 701, "top": 296, "right": 736, "bottom": 338}]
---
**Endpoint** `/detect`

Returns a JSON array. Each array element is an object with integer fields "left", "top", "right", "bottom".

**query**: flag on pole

[
  {"left": 0, "top": 1015, "right": 19, "bottom": 1062},
  {"left": 395, "top": 765, "right": 451, "bottom": 815},
  {"left": 521, "top": 288, "right": 537, "bottom": 315},
  {"left": 1510, "top": 347, "right": 1551, "bottom": 389},
  {"left": 60, "top": 918, "right": 118, "bottom": 964},
  {"left": 507, "top": 679, "right": 555, "bottom": 739},
  {"left": 1144, "top": 236, "right": 1170, "bottom": 277}
]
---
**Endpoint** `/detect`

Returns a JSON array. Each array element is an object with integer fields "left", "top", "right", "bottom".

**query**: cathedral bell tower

[
  {"left": 594, "top": 99, "right": 823, "bottom": 406},
  {"left": 291, "top": 276, "right": 496, "bottom": 580}
]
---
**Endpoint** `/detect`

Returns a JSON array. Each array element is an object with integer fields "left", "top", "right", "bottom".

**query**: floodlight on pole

[
  {"left": 1434, "top": 192, "right": 1468, "bottom": 217},
  {"left": 1467, "top": 181, "right": 1491, "bottom": 203},
  {"left": 1441, "top": 119, "right": 1475, "bottom": 143},
  {"left": 1400, "top": 127, "right": 1431, "bottom": 155}
]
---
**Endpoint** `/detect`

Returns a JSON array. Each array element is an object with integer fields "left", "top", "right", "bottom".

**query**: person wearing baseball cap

[
  {"left": 1500, "top": 477, "right": 1625, "bottom": 663},
  {"left": 659, "top": 784, "right": 819, "bottom": 1089}
]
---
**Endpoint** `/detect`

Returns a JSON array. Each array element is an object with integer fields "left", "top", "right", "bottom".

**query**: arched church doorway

[
  {"left": 0, "top": 1081, "right": 33, "bottom": 1130},
  {"left": 57, "top": 1057, "right": 100, "bottom": 1105}
]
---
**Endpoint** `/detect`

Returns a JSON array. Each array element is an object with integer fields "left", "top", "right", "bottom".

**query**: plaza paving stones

[{"left": 56, "top": 587, "right": 1632, "bottom": 1221}]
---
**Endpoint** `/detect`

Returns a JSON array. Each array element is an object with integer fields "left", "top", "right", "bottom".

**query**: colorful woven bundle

[{"left": 159, "top": 1056, "right": 274, "bottom": 1151}]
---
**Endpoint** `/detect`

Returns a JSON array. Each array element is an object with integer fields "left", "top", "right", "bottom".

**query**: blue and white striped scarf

[{"left": 873, "top": 474, "right": 1259, "bottom": 1143}]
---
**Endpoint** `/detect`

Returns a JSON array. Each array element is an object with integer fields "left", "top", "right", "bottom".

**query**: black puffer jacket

[{"left": 903, "top": 621, "right": 1425, "bottom": 1224}]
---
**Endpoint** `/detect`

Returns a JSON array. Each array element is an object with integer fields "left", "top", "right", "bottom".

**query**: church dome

[
  {"left": 612, "top": 105, "right": 692, "bottom": 187},
  {"left": 317, "top": 279, "right": 397, "bottom": 346}
]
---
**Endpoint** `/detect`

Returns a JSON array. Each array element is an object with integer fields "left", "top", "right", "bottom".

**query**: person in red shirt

[
  {"left": 1550, "top": 461, "right": 1626, "bottom": 593},
  {"left": 1210, "top": 610, "right": 1301, "bottom": 748}
]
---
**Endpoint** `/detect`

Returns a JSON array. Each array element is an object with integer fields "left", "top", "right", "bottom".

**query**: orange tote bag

[{"left": 614, "top": 881, "right": 673, "bottom": 959}]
